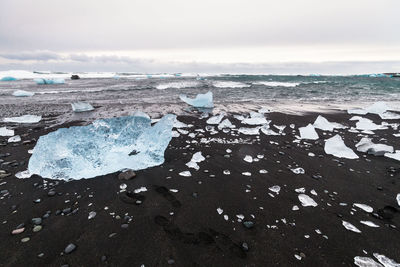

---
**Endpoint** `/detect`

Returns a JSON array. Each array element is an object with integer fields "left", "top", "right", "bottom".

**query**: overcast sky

[{"left": 1, "top": 0, "right": 399, "bottom": 74}]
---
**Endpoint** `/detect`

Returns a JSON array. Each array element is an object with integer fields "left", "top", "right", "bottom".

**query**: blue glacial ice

[
  {"left": 179, "top": 91, "right": 213, "bottom": 108},
  {"left": 28, "top": 113, "right": 176, "bottom": 180},
  {"left": 71, "top": 102, "right": 94, "bottom": 112},
  {"left": 34, "top": 78, "right": 65, "bottom": 85},
  {"left": 3, "top": 115, "right": 42, "bottom": 123},
  {"left": 1, "top": 76, "right": 18, "bottom": 81},
  {"left": 12, "top": 90, "right": 35, "bottom": 97}
]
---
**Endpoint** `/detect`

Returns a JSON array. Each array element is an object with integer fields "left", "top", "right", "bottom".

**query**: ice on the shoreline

[
  {"left": 348, "top": 102, "right": 400, "bottom": 120},
  {"left": 0, "top": 127, "right": 14, "bottom": 136},
  {"left": 3, "top": 115, "right": 42, "bottom": 124},
  {"left": 1, "top": 76, "right": 18, "bottom": 81},
  {"left": 179, "top": 171, "right": 192, "bottom": 177},
  {"left": 179, "top": 91, "right": 213, "bottom": 108},
  {"left": 360, "top": 221, "right": 380, "bottom": 228},
  {"left": 8, "top": 135, "right": 21, "bottom": 143},
  {"left": 298, "top": 194, "right": 318, "bottom": 207},
  {"left": 186, "top": 152, "right": 205, "bottom": 170},
  {"left": 71, "top": 102, "right": 94, "bottom": 112},
  {"left": 260, "top": 125, "right": 279, "bottom": 136},
  {"left": 354, "top": 256, "right": 382, "bottom": 267},
  {"left": 238, "top": 127, "right": 260, "bottom": 135},
  {"left": 350, "top": 117, "right": 388, "bottom": 131},
  {"left": 324, "top": 135, "right": 358, "bottom": 159},
  {"left": 373, "top": 253, "right": 400, "bottom": 267},
  {"left": 12, "top": 90, "right": 35, "bottom": 97},
  {"left": 28, "top": 113, "right": 176, "bottom": 180},
  {"left": 207, "top": 114, "right": 225, "bottom": 125},
  {"left": 242, "top": 112, "right": 269, "bottom": 125},
  {"left": 397, "top": 194, "right": 400, "bottom": 207},
  {"left": 353, "top": 203, "right": 373, "bottom": 213},
  {"left": 313, "top": 115, "right": 346, "bottom": 131},
  {"left": 342, "top": 221, "right": 361, "bottom": 233},
  {"left": 34, "top": 78, "right": 65, "bottom": 84},
  {"left": 299, "top": 124, "right": 319, "bottom": 140},
  {"left": 15, "top": 170, "right": 32, "bottom": 179},
  {"left": 269, "top": 185, "right": 281, "bottom": 194},
  {"left": 217, "top": 119, "right": 235, "bottom": 130},
  {"left": 355, "top": 138, "right": 393, "bottom": 156},
  {"left": 385, "top": 151, "right": 400, "bottom": 162}
]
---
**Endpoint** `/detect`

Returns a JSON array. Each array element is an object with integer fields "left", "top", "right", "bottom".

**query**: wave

[
  {"left": 156, "top": 81, "right": 201, "bottom": 90},
  {"left": 213, "top": 81, "right": 250, "bottom": 88},
  {"left": 252, "top": 81, "right": 300, "bottom": 87}
]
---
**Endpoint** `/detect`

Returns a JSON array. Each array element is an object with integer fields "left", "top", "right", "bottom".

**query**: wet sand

[{"left": 0, "top": 111, "right": 399, "bottom": 266}]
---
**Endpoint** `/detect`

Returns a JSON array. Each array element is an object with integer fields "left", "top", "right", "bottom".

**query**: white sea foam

[
  {"left": 213, "top": 81, "right": 250, "bottom": 88},
  {"left": 156, "top": 81, "right": 200, "bottom": 90},
  {"left": 253, "top": 81, "right": 300, "bottom": 87}
]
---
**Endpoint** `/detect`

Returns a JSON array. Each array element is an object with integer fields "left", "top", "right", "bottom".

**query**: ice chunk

[
  {"left": 291, "top": 167, "right": 305, "bottom": 174},
  {"left": 132, "top": 110, "right": 150, "bottom": 120},
  {"left": 173, "top": 118, "right": 188, "bottom": 128},
  {"left": 299, "top": 124, "right": 319, "bottom": 140},
  {"left": 354, "top": 256, "right": 383, "bottom": 267},
  {"left": 269, "top": 185, "right": 281, "bottom": 194},
  {"left": 385, "top": 151, "right": 400, "bottom": 161},
  {"left": 179, "top": 171, "right": 191, "bottom": 177},
  {"left": 355, "top": 138, "right": 393, "bottom": 156},
  {"left": 34, "top": 78, "right": 65, "bottom": 84},
  {"left": 1, "top": 76, "right": 18, "bottom": 81},
  {"left": 242, "top": 112, "right": 269, "bottom": 125},
  {"left": 353, "top": 203, "right": 373, "bottom": 213},
  {"left": 298, "top": 194, "right": 318, "bottom": 207},
  {"left": 15, "top": 170, "right": 32, "bottom": 179},
  {"left": 28, "top": 114, "right": 176, "bottom": 180},
  {"left": 206, "top": 114, "right": 224, "bottom": 125},
  {"left": 373, "top": 253, "right": 400, "bottom": 267},
  {"left": 313, "top": 115, "right": 346, "bottom": 131},
  {"left": 238, "top": 127, "right": 260, "bottom": 135},
  {"left": 260, "top": 125, "right": 279, "bottom": 135},
  {"left": 350, "top": 117, "right": 388, "bottom": 131},
  {"left": 12, "top": 90, "right": 35, "bottom": 97},
  {"left": 243, "top": 155, "right": 253, "bottom": 163},
  {"left": 218, "top": 119, "right": 235, "bottom": 130},
  {"left": 179, "top": 91, "right": 213, "bottom": 108},
  {"left": 342, "top": 221, "right": 361, "bottom": 233},
  {"left": 397, "top": 193, "right": 400, "bottom": 207},
  {"left": 3, "top": 115, "right": 42, "bottom": 124},
  {"left": 8, "top": 135, "right": 21, "bottom": 143},
  {"left": 186, "top": 152, "right": 205, "bottom": 170},
  {"left": 0, "top": 127, "right": 14, "bottom": 136},
  {"left": 360, "top": 221, "right": 380, "bottom": 228},
  {"left": 324, "top": 135, "right": 358, "bottom": 159},
  {"left": 71, "top": 102, "right": 94, "bottom": 112}
]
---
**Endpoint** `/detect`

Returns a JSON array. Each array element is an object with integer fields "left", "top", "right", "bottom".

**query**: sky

[{"left": 0, "top": 0, "right": 399, "bottom": 74}]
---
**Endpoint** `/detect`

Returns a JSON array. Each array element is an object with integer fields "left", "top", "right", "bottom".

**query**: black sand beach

[{"left": 0, "top": 110, "right": 400, "bottom": 266}]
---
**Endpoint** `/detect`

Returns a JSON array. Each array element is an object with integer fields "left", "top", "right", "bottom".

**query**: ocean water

[{"left": 1, "top": 72, "right": 400, "bottom": 122}]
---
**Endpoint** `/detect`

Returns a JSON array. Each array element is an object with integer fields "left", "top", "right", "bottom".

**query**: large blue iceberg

[
  {"left": 34, "top": 78, "right": 65, "bottom": 85},
  {"left": 28, "top": 114, "right": 176, "bottom": 180},
  {"left": 1, "top": 76, "right": 18, "bottom": 81},
  {"left": 179, "top": 91, "right": 213, "bottom": 108}
]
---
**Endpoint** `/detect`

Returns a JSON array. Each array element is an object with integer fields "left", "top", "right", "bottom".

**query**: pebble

[
  {"left": 121, "top": 224, "right": 129, "bottom": 229},
  {"left": 11, "top": 228, "right": 25, "bottom": 235},
  {"left": 64, "top": 243, "right": 76, "bottom": 254},
  {"left": 47, "top": 191, "right": 56, "bottom": 197},
  {"left": 33, "top": 199, "right": 41, "bottom": 203},
  {"left": 33, "top": 225, "right": 42, "bottom": 232},
  {"left": 32, "top": 218, "right": 42, "bottom": 225},
  {"left": 88, "top": 211, "right": 96, "bottom": 220},
  {"left": 242, "top": 242, "right": 249, "bottom": 251},
  {"left": 243, "top": 221, "right": 254, "bottom": 229},
  {"left": 118, "top": 170, "right": 136, "bottom": 180},
  {"left": 167, "top": 259, "right": 175, "bottom": 265},
  {"left": 21, "top": 237, "right": 30, "bottom": 243},
  {"left": 101, "top": 255, "right": 107, "bottom": 262}
]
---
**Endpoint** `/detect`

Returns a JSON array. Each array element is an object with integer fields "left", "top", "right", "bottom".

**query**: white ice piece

[
  {"left": 8, "top": 135, "right": 21, "bottom": 143},
  {"left": 12, "top": 90, "right": 35, "bottom": 97},
  {"left": 206, "top": 114, "right": 225, "bottom": 125},
  {"left": 353, "top": 203, "right": 373, "bottom": 213},
  {"left": 298, "top": 194, "right": 318, "bottom": 207},
  {"left": 360, "top": 221, "right": 380, "bottom": 228},
  {"left": 385, "top": 151, "right": 400, "bottom": 162},
  {"left": 356, "top": 138, "right": 393, "bottom": 155},
  {"left": 179, "top": 171, "right": 192, "bottom": 177},
  {"left": 373, "top": 253, "right": 400, "bottom": 267},
  {"left": 71, "top": 102, "right": 94, "bottom": 112},
  {"left": 179, "top": 91, "right": 213, "bottom": 108},
  {"left": 354, "top": 256, "right": 383, "bottom": 267},
  {"left": 238, "top": 127, "right": 260, "bottom": 135},
  {"left": 324, "top": 135, "right": 358, "bottom": 159},
  {"left": 350, "top": 116, "right": 388, "bottom": 131},
  {"left": 218, "top": 119, "right": 235, "bottom": 130},
  {"left": 3, "top": 115, "right": 42, "bottom": 124},
  {"left": 0, "top": 127, "right": 14, "bottom": 136},
  {"left": 313, "top": 115, "right": 346, "bottom": 131},
  {"left": 342, "top": 221, "right": 361, "bottom": 233},
  {"left": 269, "top": 185, "right": 281, "bottom": 194},
  {"left": 15, "top": 170, "right": 32, "bottom": 179},
  {"left": 299, "top": 124, "right": 319, "bottom": 140}
]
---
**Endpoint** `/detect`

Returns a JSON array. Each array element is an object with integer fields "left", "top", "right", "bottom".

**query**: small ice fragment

[
  {"left": 353, "top": 203, "right": 373, "bottom": 213},
  {"left": 308, "top": 152, "right": 315, "bottom": 157},
  {"left": 223, "top": 170, "right": 230, "bottom": 175},
  {"left": 134, "top": 187, "right": 147, "bottom": 193},
  {"left": 226, "top": 149, "right": 232, "bottom": 153},
  {"left": 299, "top": 124, "right": 319, "bottom": 140},
  {"left": 173, "top": 118, "right": 188, "bottom": 128},
  {"left": 310, "top": 190, "right": 317, "bottom": 196},
  {"left": 244, "top": 155, "right": 253, "bottom": 163},
  {"left": 373, "top": 253, "right": 400, "bottom": 267},
  {"left": 186, "top": 152, "right": 205, "bottom": 170},
  {"left": 207, "top": 114, "right": 225, "bottom": 125},
  {"left": 324, "top": 135, "right": 359, "bottom": 159},
  {"left": 295, "top": 188, "right": 306, "bottom": 193},
  {"left": 298, "top": 194, "right": 318, "bottom": 207},
  {"left": 259, "top": 169, "right": 268, "bottom": 174},
  {"left": 291, "top": 167, "right": 305, "bottom": 174},
  {"left": 397, "top": 194, "right": 400, "bottom": 207},
  {"left": 294, "top": 254, "right": 302, "bottom": 260},
  {"left": 354, "top": 256, "right": 383, "bottom": 267},
  {"left": 292, "top": 205, "right": 299, "bottom": 211},
  {"left": 1, "top": 76, "right": 17, "bottom": 81},
  {"left": 3, "top": 115, "right": 42, "bottom": 124},
  {"left": 8, "top": 135, "right": 21, "bottom": 143},
  {"left": 260, "top": 125, "right": 279, "bottom": 135},
  {"left": 238, "top": 127, "right": 260, "bottom": 135},
  {"left": 242, "top": 172, "right": 251, "bottom": 176},
  {"left": 360, "top": 221, "right": 380, "bottom": 228},
  {"left": 217, "top": 208, "right": 223, "bottom": 215},
  {"left": 218, "top": 119, "right": 235, "bottom": 130},
  {"left": 15, "top": 170, "right": 32, "bottom": 179},
  {"left": 242, "top": 112, "right": 269, "bottom": 125},
  {"left": 179, "top": 91, "right": 213, "bottom": 108},
  {"left": 88, "top": 211, "right": 96, "bottom": 220},
  {"left": 0, "top": 127, "right": 14, "bottom": 136},
  {"left": 71, "top": 102, "right": 94, "bottom": 112},
  {"left": 269, "top": 185, "right": 281, "bottom": 194},
  {"left": 179, "top": 171, "right": 192, "bottom": 177},
  {"left": 342, "top": 220, "right": 361, "bottom": 233},
  {"left": 224, "top": 215, "right": 229, "bottom": 221},
  {"left": 385, "top": 151, "right": 400, "bottom": 162},
  {"left": 13, "top": 90, "right": 35, "bottom": 97},
  {"left": 120, "top": 184, "right": 127, "bottom": 190},
  {"left": 350, "top": 116, "right": 387, "bottom": 131}
]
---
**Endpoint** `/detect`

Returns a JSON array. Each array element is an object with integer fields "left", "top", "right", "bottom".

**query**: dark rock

[
  {"left": 118, "top": 170, "right": 136, "bottom": 180},
  {"left": 32, "top": 218, "right": 42, "bottom": 225},
  {"left": 62, "top": 208, "right": 72, "bottom": 214},
  {"left": 243, "top": 221, "right": 254, "bottom": 229},
  {"left": 167, "top": 259, "right": 175, "bottom": 265},
  {"left": 71, "top": 75, "right": 80, "bottom": 80},
  {"left": 47, "top": 191, "right": 56, "bottom": 197},
  {"left": 101, "top": 255, "right": 107, "bottom": 262}
]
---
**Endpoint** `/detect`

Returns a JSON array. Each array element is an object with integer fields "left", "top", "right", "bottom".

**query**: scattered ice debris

[
  {"left": 120, "top": 184, "right": 127, "bottom": 190},
  {"left": 354, "top": 256, "right": 383, "bottom": 267},
  {"left": 342, "top": 221, "right": 361, "bottom": 233},
  {"left": 313, "top": 115, "right": 346, "bottom": 131},
  {"left": 88, "top": 211, "right": 96, "bottom": 220},
  {"left": 3, "top": 115, "right": 42, "bottom": 124},
  {"left": 224, "top": 215, "right": 229, "bottom": 221},
  {"left": 298, "top": 194, "right": 318, "bottom": 207},
  {"left": 34, "top": 78, "right": 65, "bottom": 84},
  {"left": 12, "top": 90, "right": 35, "bottom": 97},
  {"left": 217, "top": 208, "right": 223, "bottom": 215},
  {"left": 269, "top": 185, "right": 281, "bottom": 194},
  {"left": 258, "top": 107, "right": 271, "bottom": 113},
  {"left": 385, "top": 151, "right": 400, "bottom": 162},
  {"left": 299, "top": 124, "right": 319, "bottom": 140},
  {"left": 0, "top": 127, "right": 14, "bottom": 136},
  {"left": 348, "top": 102, "right": 400, "bottom": 120},
  {"left": 310, "top": 189, "right": 317, "bottom": 196},
  {"left": 15, "top": 170, "right": 32, "bottom": 179},
  {"left": 171, "top": 131, "right": 180, "bottom": 138},
  {"left": 179, "top": 171, "right": 192, "bottom": 177},
  {"left": 324, "top": 135, "right": 358, "bottom": 159},
  {"left": 350, "top": 116, "right": 388, "bottom": 131},
  {"left": 356, "top": 138, "right": 394, "bottom": 156},
  {"left": 373, "top": 253, "right": 400, "bottom": 267},
  {"left": 294, "top": 254, "right": 302, "bottom": 260},
  {"left": 217, "top": 119, "right": 235, "bottom": 130},
  {"left": 259, "top": 169, "right": 268, "bottom": 174},
  {"left": 226, "top": 149, "right": 232, "bottom": 153},
  {"left": 353, "top": 203, "right": 373, "bottom": 213},
  {"left": 186, "top": 152, "right": 205, "bottom": 170},
  {"left": 206, "top": 114, "right": 225, "bottom": 125},
  {"left": 238, "top": 127, "right": 260, "bottom": 135},
  {"left": 260, "top": 125, "right": 279, "bottom": 136},
  {"left": 28, "top": 114, "right": 176, "bottom": 180},
  {"left": 8, "top": 135, "right": 21, "bottom": 143},
  {"left": 134, "top": 187, "right": 147, "bottom": 193},
  {"left": 291, "top": 167, "right": 305, "bottom": 174},
  {"left": 179, "top": 91, "right": 213, "bottom": 108},
  {"left": 71, "top": 102, "right": 94, "bottom": 112},
  {"left": 360, "top": 221, "right": 380, "bottom": 228},
  {"left": 243, "top": 155, "right": 253, "bottom": 163},
  {"left": 242, "top": 112, "right": 269, "bottom": 125}
]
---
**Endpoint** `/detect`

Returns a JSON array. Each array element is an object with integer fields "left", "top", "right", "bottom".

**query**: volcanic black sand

[{"left": 0, "top": 110, "right": 399, "bottom": 267}]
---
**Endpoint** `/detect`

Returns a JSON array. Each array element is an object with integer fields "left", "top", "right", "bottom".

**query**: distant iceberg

[
  {"left": 34, "top": 78, "right": 65, "bottom": 85},
  {"left": 179, "top": 91, "right": 213, "bottom": 108},
  {"left": 12, "top": 90, "right": 35, "bottom": 97},
  {"left": 1, "top": 76, "right": 18, "bottom": 81},
  {"left": 71, "top": 102, "right": 94, "bottom": 112},
  {"left": 28, "top": 113, "right": 176, "bottom": 180},
  {"left": 3, "top": 115, "right": 42, "bottom": 124}
]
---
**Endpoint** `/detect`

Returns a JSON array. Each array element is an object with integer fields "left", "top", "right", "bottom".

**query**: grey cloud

[{"left": 0, "top": 50, "right": 63, "bottom": 61}]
